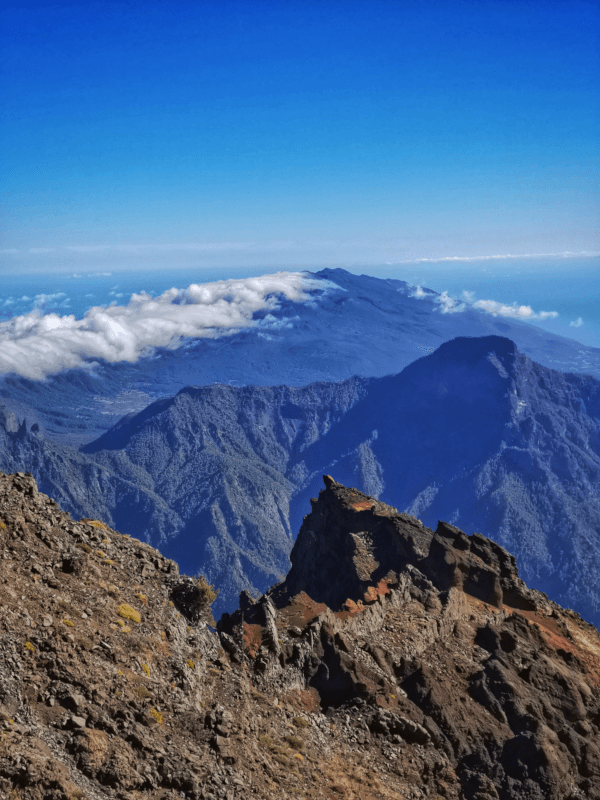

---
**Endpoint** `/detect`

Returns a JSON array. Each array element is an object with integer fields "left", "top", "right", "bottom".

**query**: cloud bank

[
  {"left": 471, "top": 299, "right": 558, "bottom": 321},
  {"left": 409, "top": 285, "right": 559, "bottom": 321},
  {"left": 0, "top": 272, "right": 334, "bottom": 380},
  {"left": 399, "top": 250, "right": 598, "bottom": 264}
]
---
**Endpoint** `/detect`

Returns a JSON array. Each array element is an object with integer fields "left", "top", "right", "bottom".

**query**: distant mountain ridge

[
  {"left": 1, "top": 268, "right": 598, "bottom": 447},
  {"left": 1, "top": 335, "right": 599, "bottom": 626}
]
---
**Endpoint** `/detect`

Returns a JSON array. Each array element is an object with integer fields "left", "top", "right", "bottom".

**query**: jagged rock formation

[
  {"left": 1, "top": 470, "right": 600, "bottom": 799},
  {"left": 220, "top": 477, "right": 600, "bottom": 800}
]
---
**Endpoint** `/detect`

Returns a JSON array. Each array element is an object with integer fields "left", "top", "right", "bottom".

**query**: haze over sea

[{"left": 1, "top": 257, "right": 598, "bottom": 364}]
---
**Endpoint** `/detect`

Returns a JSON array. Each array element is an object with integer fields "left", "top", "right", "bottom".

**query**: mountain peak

[
  {"left": 432, "top": 334, "right": 518, "bottom": 364},
  {"left": 217, "top": 478, "right": 600, "bottom": 799},
  {"left": 272, "top": 474, "right": 531, "bottom": 613}
]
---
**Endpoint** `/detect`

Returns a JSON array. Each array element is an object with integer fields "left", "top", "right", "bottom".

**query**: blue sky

[{"left": 2, "top": 0, "right": 599, "bottom": 273}]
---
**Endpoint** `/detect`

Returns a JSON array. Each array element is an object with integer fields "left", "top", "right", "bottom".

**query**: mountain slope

[
  {"left": 3, "top": 471, "right": 600, "bottom": 800},
  {"left": 78, "top": 335, "right": 600, "bottom": 622},
  {"left": 81, "top": 379, "right": 369, "bottom": 609},
  {"left": 2, "top": 336, "right": 599, "bottom": 623},
  {"left": 294, "top": 336, "right": 600, "bottom": 624}
]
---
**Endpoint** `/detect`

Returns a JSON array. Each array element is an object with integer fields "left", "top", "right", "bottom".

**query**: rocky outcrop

[
  {"left": 2, "top": 468, "right": 600, "bottom": 799},
  {"left": 219, "top": 477, "right": 600, "bottom": 800}
]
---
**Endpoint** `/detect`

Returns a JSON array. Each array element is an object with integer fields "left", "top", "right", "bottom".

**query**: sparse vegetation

[
  {"left": 117, "top": 603, "right": 141, "bottom": 623},
  {"left": 196, "top": 574, "right": 218, "bottom": 605},
  {"left": 133, "top": 684, "right": 152, "bottom": 700},
  {"left": 81, "top": 519, "right": 107, "bottom": 530},
  {"left": 292, "top": 716, "right": 311, "bottom": 728},
  {"left": 285, "top": 735, "right": 304, "bottom": 750}
]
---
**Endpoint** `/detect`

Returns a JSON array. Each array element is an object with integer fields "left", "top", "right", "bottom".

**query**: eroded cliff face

[
  {"left": 220, "top": 477, "right": 600, "bottom": 800},
  {"left": 1, "top": 471, "right": 600, "bottom": 800}
]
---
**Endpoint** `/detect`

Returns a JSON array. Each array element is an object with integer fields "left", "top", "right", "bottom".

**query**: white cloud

[
  {"left": 398, "top": 250, "right": 598, "bottom": 264},
  {"left": 472, "top": 299, "right": 558, "bottom": 320},
  {"left": 0, "top": 272, "right": 338, "bottom": 380},
  {"left": 570, "top": 317, "right": 584, "bottom": 328},
  {"left": 409, "top": 286, "right": 466, "bottom": 313},
  {"left": 409, "top": 284, "right": 560, "bottom": 322},
  {"left": 33, "top": 293, "right": 68, "bottom": 309},
  {"left": 64, "top": 242, "right": 258, "bottom": 254},
  {"left": 437, "top": 291, "right": 466, "bottom": 314}
]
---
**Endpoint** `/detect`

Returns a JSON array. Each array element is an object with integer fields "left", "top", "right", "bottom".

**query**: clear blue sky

[{"left": 2, "top": 0, "right": 599, "bottom": 273}]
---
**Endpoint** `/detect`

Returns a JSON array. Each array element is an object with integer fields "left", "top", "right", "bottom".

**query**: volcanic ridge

[{"left": 1, "top": 471, "right": 600, "bottom": 800}]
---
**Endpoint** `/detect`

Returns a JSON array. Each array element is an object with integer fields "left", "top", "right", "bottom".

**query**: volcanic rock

[{"left": 1, "top": 470, "right": 600, "bottom": 799}]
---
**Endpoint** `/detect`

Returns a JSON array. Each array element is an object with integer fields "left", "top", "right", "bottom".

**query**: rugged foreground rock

[{"left": 2, "top": 471, "right": 600, "bottom": 799}]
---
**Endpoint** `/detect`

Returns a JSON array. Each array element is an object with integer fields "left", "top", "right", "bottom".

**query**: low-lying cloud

[
  {"left": 409, "top": 285, "right": 559, "bottom": 321},
  {"left": 437, "top": 291, "right": 466, "bottom": 314},
  {"left": 0, "top": 272, "right": 335, "bottom": 381},
  {"left": 471, "top": 299, "right": 558, "bottom": 321}
]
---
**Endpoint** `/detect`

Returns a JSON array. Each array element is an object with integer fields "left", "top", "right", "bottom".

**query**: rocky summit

[{"left": 2, "top": 472, "right": 600, "bottom": 800}]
